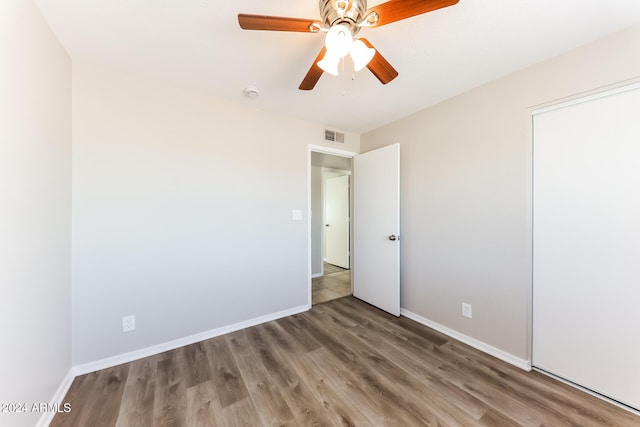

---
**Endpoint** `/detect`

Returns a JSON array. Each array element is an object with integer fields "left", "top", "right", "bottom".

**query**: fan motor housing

[{"left": 320, "top": 0, "right": 367, "bottom": 34}]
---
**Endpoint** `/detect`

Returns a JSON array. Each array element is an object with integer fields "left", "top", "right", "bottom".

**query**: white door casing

[{"left": 308, "top": 145, "right": 356, "bottom": 308}]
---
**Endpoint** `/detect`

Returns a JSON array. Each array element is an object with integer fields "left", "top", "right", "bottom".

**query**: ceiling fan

[{"left": 238, "top": 0, "right": 460, "bottom": 90}]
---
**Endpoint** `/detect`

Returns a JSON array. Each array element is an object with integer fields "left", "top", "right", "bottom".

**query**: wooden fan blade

[
  {"left": 299, "top": 47, "right": 327, "bottom": 90},
  {"left": 368, "top": 0, "right": 459, "bottom": 27},
  {"left": 238, "top": 14, "right": 319, "bottom": 32},
  {"left": 360, "top": 39, "right": 398, "bottom": 85}
]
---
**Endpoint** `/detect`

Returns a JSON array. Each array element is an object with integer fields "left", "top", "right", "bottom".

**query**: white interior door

[
  {"left": 532, "top": 84, "right": 640, "bottom": 410},
  {"left": 324, "top": 174, "right": 350, "bottom": 269},
  {"left": 353, "top": 143, "right": 400, "bottom": 316}
]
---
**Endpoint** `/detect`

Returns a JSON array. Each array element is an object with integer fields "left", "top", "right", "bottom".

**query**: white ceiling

[{"left": 35, "top": 0, "right": 640, "bottom": 134}]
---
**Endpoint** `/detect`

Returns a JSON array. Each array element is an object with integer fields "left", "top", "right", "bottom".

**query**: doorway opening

[
  {"left": 309, "top": 147, "right": 355, "bottom": 306},
  {"left": 312, "top": 262, "right": 351, "bottom": 304}
]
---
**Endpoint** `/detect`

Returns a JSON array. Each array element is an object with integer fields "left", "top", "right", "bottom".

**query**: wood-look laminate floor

[
  {"left": 52, "top": 297, "right": 638, "bottom": 426},
  {"left": 312, "top": 263, "right": 351, "bottom": 305}
]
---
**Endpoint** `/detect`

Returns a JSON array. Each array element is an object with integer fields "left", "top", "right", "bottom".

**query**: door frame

[{"left": 307, "top": 144, "right": 357, "bottom": 309}]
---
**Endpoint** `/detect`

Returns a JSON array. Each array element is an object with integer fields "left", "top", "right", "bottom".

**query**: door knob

[{"left": 388, "top": 234, "right": 398, "bottom": 241}]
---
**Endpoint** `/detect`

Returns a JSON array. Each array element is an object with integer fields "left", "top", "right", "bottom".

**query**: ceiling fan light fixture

[
  {"left": 324, "top": 24, "right": 352, "bottom": 58},
  {"left": 350, "top": 39, "right": 375, "bottom": 71},
  {"left": 239, "top": 0, "right": 461, "bottom": 90}
]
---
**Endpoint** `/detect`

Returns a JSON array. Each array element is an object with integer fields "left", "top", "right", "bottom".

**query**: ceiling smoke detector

[{"left": 244, "top": 85, "right": 260, "bottom": 98}]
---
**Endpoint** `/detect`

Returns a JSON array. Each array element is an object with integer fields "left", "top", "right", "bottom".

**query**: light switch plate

[{"left": 292, "top": 210, "right": 302, "bottom": 221}]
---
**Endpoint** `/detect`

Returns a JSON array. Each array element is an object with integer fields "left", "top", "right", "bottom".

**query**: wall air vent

[{"left": 324, "top": 129, "right": 345, "bottom": 144}]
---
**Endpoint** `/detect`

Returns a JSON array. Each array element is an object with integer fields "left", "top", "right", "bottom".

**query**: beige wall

[
  {"left": 0, "top": 1, "right": 72, "bottom": 426},
  {"left": 71, "top": 62, "right": 358, "bottom": 365},
  {"left": 361, "top": 24, "right": 640, "bottom": 362}
]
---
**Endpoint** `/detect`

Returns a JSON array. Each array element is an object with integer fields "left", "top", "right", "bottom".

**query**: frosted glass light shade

[
  {"left": 350, "top": 39, "right": 375, "bottom": 71},
  {"left": 318, "top": 51, "right": 341, "bottom": 76},
  {"left": 318, "top": 25, "right": 375, "bottom": 76},
  {"left": 324, "top": 25, "right": 352, "bottom": 58}
]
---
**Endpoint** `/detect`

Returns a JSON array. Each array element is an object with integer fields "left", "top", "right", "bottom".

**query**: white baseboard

[
  {"left": 311, "top": 272, "right": 323, "bottom": 278},
  {"left": 400, "top": 308, "right": 532, "bottom": 371},
  {"left": 36, "top": 368, "right": 75, "bottom": 427},
  {"left": 73, "top": 304, "right": 309, "bottom": 376}
]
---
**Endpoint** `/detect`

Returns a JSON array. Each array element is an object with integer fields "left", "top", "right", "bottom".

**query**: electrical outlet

[
  {"left": 462, "top": 303, "right": 473, "bottom": 319},
  {"left": 122, "top": 315, "right": 135, "bottom": 332}
]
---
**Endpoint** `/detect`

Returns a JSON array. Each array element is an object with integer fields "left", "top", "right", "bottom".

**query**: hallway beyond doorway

[{"left": 312, "top": 263, "right": 351, "bottom": 305}]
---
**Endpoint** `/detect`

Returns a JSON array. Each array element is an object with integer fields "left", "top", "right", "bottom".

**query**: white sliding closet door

[{"left": 532, "top": 84, "right": 640, "bottom": 410}]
